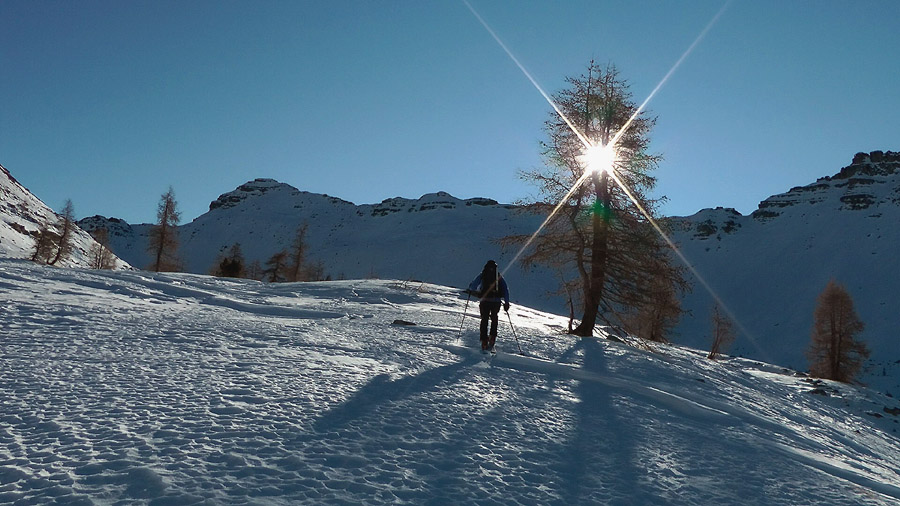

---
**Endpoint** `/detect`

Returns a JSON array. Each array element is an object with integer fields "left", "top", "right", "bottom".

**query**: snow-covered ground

[
  {"left": 1, "top": 259, "right": 899, "bottom": 505},
  {"left": 66, "top": 158, "right": 900, "bottom": 394}
]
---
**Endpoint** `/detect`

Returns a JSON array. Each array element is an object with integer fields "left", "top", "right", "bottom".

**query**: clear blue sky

[{"left": 2, "top": 1, "right": 898, "bottom": 224}]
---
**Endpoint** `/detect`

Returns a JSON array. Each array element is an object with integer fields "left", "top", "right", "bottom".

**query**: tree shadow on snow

[
  {"left": 312, "top": 357, "right": 476, "bottom": 433},
  {"left": 556, "top": 337, "right": 646, "bottom": 504}
]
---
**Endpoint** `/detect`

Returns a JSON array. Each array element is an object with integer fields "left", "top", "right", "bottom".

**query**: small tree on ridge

[
  {"left": 212, "top": 243, "right": 246, "bottom": 278},
  {"left": 49, "top": 199, "right": 76, "bottom": 266},
  {"left": 285, "top": 224, "right": 309, "bottom": 282},
  {"left": 707, "top": 304, "right": 736, "bottom": 360},
  {"left": 31, "top": 224, "right": 58, "bottom": 264},
  {"left": 263, "top": 250, "right": 289, "bottom": 283},
  {"left": 807, "top": 280, "right": 869, "bottom": 383},
  {"left": 89, "top": 227, "right": 117, "bottom": 270},
  {"left": 148, "top": 187, "right": 181, "bottom": 272}
]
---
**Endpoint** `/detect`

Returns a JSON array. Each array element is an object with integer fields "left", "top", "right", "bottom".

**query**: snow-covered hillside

[
  {"left": 0, "top": 164, "right": 129, "bottom": 269},
  {"left": 79, "top": 178, "right": 562, "bottom": 312},
  {"left": 73, "top": 152, "right": 900, "bottom": 394},
  {"left": 670, "top": 151, "right": 900, "bottom": 395},
  {"left": 1, "top": 259, "right": 899, "bottom": 504}
]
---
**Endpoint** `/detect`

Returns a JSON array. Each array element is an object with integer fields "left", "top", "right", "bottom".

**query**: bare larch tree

[
  {"left": 49, "top": 199, "right": 76, "bottom": 266},
  {"left": 147, "top": 187, "right": 181, "bottom": 272},
  {"left": 707, "top": 303, "right": 736, "bottom": 360},
  {"left": 807, "top": 280, "right": 870, "bottom": 383},
  {"left": 502, "top": 61, "right": 687, "bottom": 338},
  {"left": 89, "top": 226, "right": 117, "bottom": 270}
]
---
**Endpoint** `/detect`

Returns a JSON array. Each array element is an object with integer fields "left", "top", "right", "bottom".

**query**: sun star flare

[{"left": 582, "top": 142, "right": 617, "bottom": 175}]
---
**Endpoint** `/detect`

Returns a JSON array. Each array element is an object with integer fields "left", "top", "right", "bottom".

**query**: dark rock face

[
  {"left": 209, "top": 178, "right": 289, "bottom": 211},
  {"left": 0, "top": 164, "right": 20, "bottom": 186},
  {"left": 465, "top": 198, "right": 499, "bottom": 207},
  {"left": 834, "top": 151, "right": 900, "bottom": 180},
  {"left": 366, "top": 192, "right": 503, "bottom": 217},
  {"left": 750, "top": 209, "right": 780, "bottom": 220},
  {"left": 839, "top": 194, "right": 876, "bottom": 210},
  {"left": 695, "top": 222, "right": 717, "bottom": 238},
  {"left": 671, "top": 207, "right": 744, "bottom": 240},
  {"left": 748, "top": 150, "right": 900, "bottom": 220}
]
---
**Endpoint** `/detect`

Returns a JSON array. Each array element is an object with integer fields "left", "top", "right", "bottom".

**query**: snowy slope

[
  {"left": 79, "top": 178, "right": 563, "bottom": 313},
  {"left": 669, "top": 151, "right": 900, "bottom": 395},
  {"left": 0, "top": 164, "right": 130, "bottom": 269},
  {"left": 1, "top": 259, "right": 899, "bottom": 505},
  {"left": 73, "top": 152, "right": 900, "bottom": 394}
]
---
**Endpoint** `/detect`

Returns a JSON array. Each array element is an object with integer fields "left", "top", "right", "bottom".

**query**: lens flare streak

[
  {"left": 461, "top": 0, "right": 593, "bottom": 151},
  {"left": 463, "top": 0, "right": 765, "bottom": 358},
  {"left": 605, "top": 169, "right": 759, "bottom": 351},
  {"left": 503, "top": 169, "right": 593, "bottom": 273}
]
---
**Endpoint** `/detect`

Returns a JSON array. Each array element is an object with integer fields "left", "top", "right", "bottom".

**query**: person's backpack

[{"left": 480, "top": 262, "right": 501, "bottom": 299}]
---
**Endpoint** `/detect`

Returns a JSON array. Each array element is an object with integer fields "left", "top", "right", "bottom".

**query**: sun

[{"left": 581, "top": 142, "right": 617, "bottom": 175}]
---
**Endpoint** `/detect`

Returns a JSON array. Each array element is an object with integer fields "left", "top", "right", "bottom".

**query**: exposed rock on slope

[{"left": 0, "top": 164, "right": 129, "bottom": 269}]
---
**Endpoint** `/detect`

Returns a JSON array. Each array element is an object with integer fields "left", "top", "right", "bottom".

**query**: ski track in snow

[{"left": 1, "top": 259, "right": 899, "bottom": 505}]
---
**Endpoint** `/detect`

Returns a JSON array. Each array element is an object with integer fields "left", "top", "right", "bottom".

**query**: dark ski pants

[{"left": 479, "top": 301, "right": 501, "bottom": 349}]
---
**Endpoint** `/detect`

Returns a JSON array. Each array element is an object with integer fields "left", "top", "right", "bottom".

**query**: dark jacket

[{"left": 468, "top": 274, "right": 510, "bottom": 304}]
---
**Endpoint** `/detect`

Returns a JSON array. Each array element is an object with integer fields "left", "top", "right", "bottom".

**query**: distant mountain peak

[
  {"left": 208, "top": 178, "right": 301, "bottom": 211},
  {"left": 207, "top": 178, "right": 507, "bottom": 218},
  {"left": 834, "top": 150, "right": 900, "bottom": 179},
  {"left": 79, "top": 215, "right": 134, "bottom": 238},
  {"left": 673, "top": 207, "right": 743, "bottom": 240},
  {"left": 750, "top": 149, "right": 900, "bottom": 221},
  {"left": 362, "top": 192, "right": 504, "bottom": 217}
]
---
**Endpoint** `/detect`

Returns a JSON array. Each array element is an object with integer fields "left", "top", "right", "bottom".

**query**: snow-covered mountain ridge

[
  {"left": 755, "top": 150, "right": 900, "bottom": 217},
  {"left": 668, "top": 150, "right": 900, "bottom": 395},
  {"left": 0, "top": 164, "right": 129, "bottom": 269},
  {"left": 1, "top": 258, "right": 898, "bottom": 504},
  {"left": 207, "top": 178, "right": 356, "bottom": 213},
  {"left": 675, "top": 150, "right": 900, "bottom": 240},
  {"left": 77, "top": 178, "right": 558, "bottom": 314},
  {"left": 209, "top": 178, "right": 507, "bottom": 217}
]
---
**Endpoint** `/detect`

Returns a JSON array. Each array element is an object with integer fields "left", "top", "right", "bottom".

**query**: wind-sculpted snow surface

[{"left": 1, "top": 259, "right": 899, "bottom": 504}]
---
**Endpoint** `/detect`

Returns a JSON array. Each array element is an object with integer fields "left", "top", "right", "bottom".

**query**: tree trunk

[
  {"left": 572, "top": 171, "right": 610, "bottom": 337},
  {"left": 831, "top": 309, "right": 843, "bottom": 381},
  {"left": 154, "top": 222, "right": 167, "bottom": 272}
]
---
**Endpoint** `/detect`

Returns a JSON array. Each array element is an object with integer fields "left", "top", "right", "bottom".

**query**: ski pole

[
  {"left": 505, "top": 307, "right": 523, "bottom": 354},
  {"left": 457, "top": 292, "right": 471, "bottom": 340}
]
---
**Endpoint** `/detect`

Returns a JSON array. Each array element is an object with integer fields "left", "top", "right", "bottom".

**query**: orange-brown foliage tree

[{"left": 807, "top": 280, "right": 870, "bottom": 383}]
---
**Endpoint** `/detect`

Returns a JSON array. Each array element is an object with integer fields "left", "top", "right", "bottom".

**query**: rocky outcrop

[
  {"left": 749, "top": 150, "right": 900, "bottom": 219},
  {"left": 77, "top": 216, "right": 135, "bottom": 238},
  {"left": 209, "top": 179, "right": 299, "bottom": 211},
  {"left": 831, "top": 150, "right": 900, "bottom": 180},
  {"left": 671, "top": 207, "right": 743, "bottom": 240},
  {"left": 362, "top": 192, "right": 506, "bottom": 217}
]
